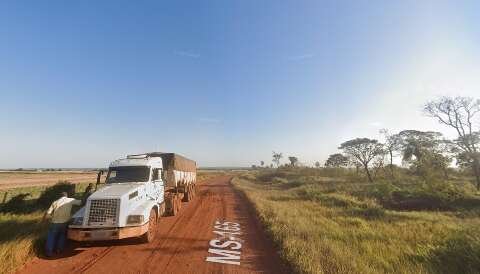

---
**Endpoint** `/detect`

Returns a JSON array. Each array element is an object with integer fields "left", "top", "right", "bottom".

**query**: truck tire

[
  {"left": 171, "top": 195, "right": 180, "bottom": 216},
  {"left": 177, "top": 195, "right": 182, "bottom": 211},
  {"left": 184, "top": 185, "right": 192, "bottom": 202},
  {"left": 170, "top": 197, "right": 177, "bottom": 216},
  {"left": 141, "top": 209, "right": 157, "bottom": 243},
  {"left": 160, "top": 203, "right": 165, "bottom": 217}
]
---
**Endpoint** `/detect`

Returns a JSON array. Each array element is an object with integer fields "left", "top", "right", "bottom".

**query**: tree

[
  {"left": 324, "top": 153, "right": 349, "bottom": 167},
  {"left": 397, "top": 130, "right": 452, "bottom": 179},
  {"left": 272, "top": 151, "right": 283, "bottom": 167},
  {"left": 260, "top": 161, "right": 265, "bottom": 168},
  {"left": 424, "top": 96, "right": 480, "bottom": 189},
  {"left": 372, "top": 156, "right": 386, "bottom": 179},
  {"left": 315, "top": 161, "right": 321, "bottom": 168},
  {"left": 457, "top": 147, "right": 480, "bottom": 172},
  {"left": 339, "top": 138, "right": 383, "bottom": 182},
  {"left": 379, "top": 129, "right": 401, "bottom": 178},
  {"left": 288, "top": 156, "right": 299, "bottom": 167}
]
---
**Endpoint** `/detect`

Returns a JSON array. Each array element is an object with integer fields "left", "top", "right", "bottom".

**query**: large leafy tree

[
  {"left": 325, "top": 153, "right": 349, "bottom": 168},
  {"left": 397, "top": 130, "right": 443, "bottom": 161},
  {"left": 424, "top": 96, "right": 480, "bottom": 189},
  {"left": 397, "top": 130, "right": 452, "bottom": 179},
  {"left": 339, "top": 138, "right": 383, "bottom": 182},
  {"left": 288, "top": 156, "right": 299, "bottom": 167}
]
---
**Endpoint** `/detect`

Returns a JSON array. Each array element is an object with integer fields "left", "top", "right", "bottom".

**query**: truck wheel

[
  {"left": 160, "top": 203, "right": 165, "bottom": 217},
  {"left": 170, "top": 198, "right": 177, "bottom": 216},
  {"left": 184, "top": 185, "right": 192, "bottom": 202},
  {"left": 177, "top": 195, "right": 182, "bottom": 210},
  {"left": 171, "top": 196, "right": 181, "bottom": 216},
  {"left": 141, "top": 209, "right": 157, "bottom": 243}
]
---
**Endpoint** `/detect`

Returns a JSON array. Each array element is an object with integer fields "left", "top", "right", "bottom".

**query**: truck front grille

[{"left": 88, "top": 199, "right": 119, "bottom": 226}]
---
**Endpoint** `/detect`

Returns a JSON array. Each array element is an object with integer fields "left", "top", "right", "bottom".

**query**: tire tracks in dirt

[{"left": 17, "top": 176, "right": 287, "bottom": 274}]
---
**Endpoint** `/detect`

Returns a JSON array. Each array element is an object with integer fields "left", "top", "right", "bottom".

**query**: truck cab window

[
  {"left": 106, "top": 166, "right": 150, "bottom": 183},
  {"left": 152, "top": 169, "right": 162, "bottom": 181}
]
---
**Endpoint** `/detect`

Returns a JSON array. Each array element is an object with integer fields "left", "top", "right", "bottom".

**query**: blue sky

[{"left": 1, "top": 1, "right": 479, "bottom": 168}]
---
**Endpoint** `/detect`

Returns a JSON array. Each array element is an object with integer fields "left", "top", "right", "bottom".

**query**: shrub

[
  {"left": 427, "top": 227, "right": 480, "bottom": 274},
  {"left": 271, "top": 177, "right": 288, "bottom": 184},
  {"left": 37, "top": 181, "right": 75, "bottom": 208},
  {"left": 369, "top": 182, "right": 401, "bottom": 202},
  {"left": 380, "top": 181, "right": 469, "bottom": 211},
  {"left": 283, "top": 180, "right": 304, "bottom": 189},
  {"left": 1, "top": 194, "right": 31, "bottom": 213},
  {"left": 350, "top": 205, "right": 385, "bottom": 219},
  {"left": 240, "top": 173, "right": 256, "bottom": 181},
  {"left": 257, "top": 171, "right": 288, "bottom": 182}
]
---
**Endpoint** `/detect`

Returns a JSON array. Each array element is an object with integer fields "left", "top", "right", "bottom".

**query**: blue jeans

[{"left": 45, "top": 223, "right": 68, "bottom": 256}]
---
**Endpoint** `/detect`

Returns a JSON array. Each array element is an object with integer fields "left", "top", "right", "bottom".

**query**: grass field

[
  {"left": 232, "top": 169, "right": 480, "bottom": 274},
  {"left": 0, "top": 181, "right": 92, "bottom": 274},
  {"left": 0, "top": 171, "right": 100, "bottom": 190},
  {"left": 0, "top": 170, "right": 224, "bottom": 274}
]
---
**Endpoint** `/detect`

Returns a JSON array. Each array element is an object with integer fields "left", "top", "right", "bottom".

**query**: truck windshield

[{"left": 106, "top": 166, "right": 150, "bottom": 183}]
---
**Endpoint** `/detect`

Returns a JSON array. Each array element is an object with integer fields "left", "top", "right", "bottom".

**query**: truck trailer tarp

[{"left": 129, "top": 152, "right": 197, "bottom": 172}]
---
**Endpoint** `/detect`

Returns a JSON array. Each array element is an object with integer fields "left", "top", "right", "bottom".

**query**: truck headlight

[
  {"left": 72, "top": 217, "right": 83, "bottom": 225},
  {"left": 127, "top": 215, "right": 144, "bottom": 224}
]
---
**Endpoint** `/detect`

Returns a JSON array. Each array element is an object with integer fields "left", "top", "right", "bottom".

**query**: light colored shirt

[{"left": 47, "top": 197, "right": 81, "bottom": 223}]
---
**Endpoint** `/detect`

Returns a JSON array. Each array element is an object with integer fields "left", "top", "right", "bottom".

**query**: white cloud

[
  {"left": 287, "top": 53, "right": 316, "bottom": 61},
  {"left": 174, "top": 50, "right": 200, "bottom": 58}
]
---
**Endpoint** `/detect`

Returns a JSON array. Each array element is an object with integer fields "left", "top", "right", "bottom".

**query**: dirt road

[{"left": 17, "top": 176, "right": 287, "bottom": 274}]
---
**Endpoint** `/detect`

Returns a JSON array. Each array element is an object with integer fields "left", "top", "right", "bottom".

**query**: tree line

[
  {"left": 329, "top": 96, "right": 480, "bottom": 189},
  {"left": 256, "top": 96, "right": 480, "bottom": 190}
]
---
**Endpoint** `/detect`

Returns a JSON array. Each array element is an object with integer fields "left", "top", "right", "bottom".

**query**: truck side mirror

[
  {"left": 152, "top": 169, "right": 159, "bottom": 181},
  {"left": 160, "top": 169, "right": 165, "bottom": 180},
  {"left": 95, "top": 170, "right": 104, "bottom": 190}
]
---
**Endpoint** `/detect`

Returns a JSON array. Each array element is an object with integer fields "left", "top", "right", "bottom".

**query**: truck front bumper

[{"left": 67, "top": 223, "right": 149, "bottom": 241}]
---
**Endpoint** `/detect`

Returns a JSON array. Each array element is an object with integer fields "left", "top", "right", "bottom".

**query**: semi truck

[{"left": 67, "top": 152, "right": 197, "bottom": 243}]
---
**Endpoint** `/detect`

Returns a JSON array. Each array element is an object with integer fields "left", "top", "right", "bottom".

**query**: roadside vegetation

[
  {"left": 239, "top": 96, "right": 480, "bottom": 274},
  {"left": 233, "top": 168, "right": 480, "bottom": 274},
  {"left": 0, "top": 181, "right": 90, "bottom": 274}
]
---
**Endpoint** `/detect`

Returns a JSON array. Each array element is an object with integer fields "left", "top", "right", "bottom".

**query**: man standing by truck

[{"left": 42, "top": 192, "right": 81, "bottom": 257}]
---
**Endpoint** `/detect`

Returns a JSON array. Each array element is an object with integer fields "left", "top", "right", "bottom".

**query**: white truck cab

[{"left": 68, "top": 152, "right": 196, "bottom": 243}]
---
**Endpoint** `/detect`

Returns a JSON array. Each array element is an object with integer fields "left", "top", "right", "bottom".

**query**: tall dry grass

[{"left": 232, "top": 169, "right": 480, "bottom": 274}]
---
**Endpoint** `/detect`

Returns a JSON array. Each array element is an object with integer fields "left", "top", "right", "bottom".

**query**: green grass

[{"left": 232, "top": 170, "right": 480, "bottom": 274}]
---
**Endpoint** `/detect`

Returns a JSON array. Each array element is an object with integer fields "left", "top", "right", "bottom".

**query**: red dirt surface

[{"left": 17, "top": 176, "right": 288, "bottom": 274}]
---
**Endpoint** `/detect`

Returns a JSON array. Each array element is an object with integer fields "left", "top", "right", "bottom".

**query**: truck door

[{"left": 151, "top": 168, "right": 164, "bottom": 203}]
